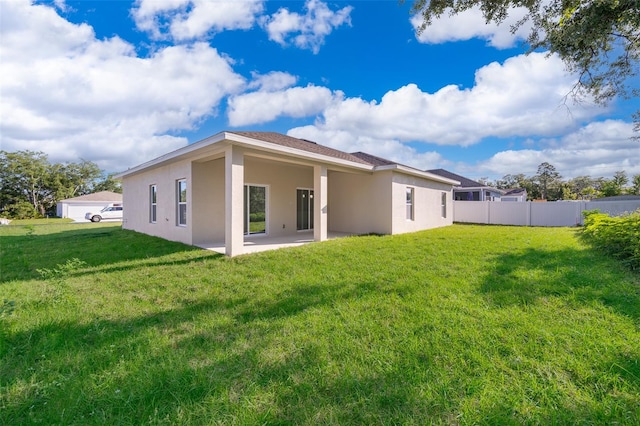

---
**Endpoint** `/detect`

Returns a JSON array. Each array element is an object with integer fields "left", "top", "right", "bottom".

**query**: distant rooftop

[{"left": 426, "top": 169, "right": 489, "bottom": 188}]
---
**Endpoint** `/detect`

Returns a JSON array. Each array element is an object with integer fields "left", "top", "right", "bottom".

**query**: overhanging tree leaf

[{"left": 409, "top": 0, "right": 640, "bottom": 131}]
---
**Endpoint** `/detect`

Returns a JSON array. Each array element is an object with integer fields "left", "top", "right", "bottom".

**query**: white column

[
  {"left": 314, "top": 165, "right": 328, "bottom": 241},
  {"left": 225, "top": 145, "right": 244, "bottom": 256}
]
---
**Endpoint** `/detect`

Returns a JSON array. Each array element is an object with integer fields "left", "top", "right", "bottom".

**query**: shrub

[
  {"left": 4, "top": 201, "right": 41, "bottom": 219},
  {"left": 582, "top": 209, "right": 640, "bottom": 269},
  {"left": 249, "top": 212, "right": 265, "bottom": 222}
]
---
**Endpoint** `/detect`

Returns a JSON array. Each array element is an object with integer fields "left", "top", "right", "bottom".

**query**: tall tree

[
  {"left": 410, "top": 0, "right": 640, "bottom": 130},
  {"left": 600, "top": 171, "right": 629, "bottom": 197},
  {"left": 535, "top": 162, "right": 562, "bottom": 200},
  {"left": 630, "top": 174, "right": 640, "bottom": 195},
  {"left": 0, "top": 150, "right": 104, "bottom": 218}
]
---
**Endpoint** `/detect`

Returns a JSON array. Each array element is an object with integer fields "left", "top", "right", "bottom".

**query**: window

[
  {"left": 296, "top": 189, "right": 314, "bottom": 231},
  {"left": 406, "top": 187, "right": 414, "bottom": 220},
  {"left": 176, "top": 179, "right": 187, "bottom": 226},
  {"left": 244, "top": 185, "right": 267, "bottom": 235},
  {"left": 441, "top": 192, "right": 447, "bottom": 218},
  {"left": 150, "top": 184, "right": 157, "bottom": 223}
]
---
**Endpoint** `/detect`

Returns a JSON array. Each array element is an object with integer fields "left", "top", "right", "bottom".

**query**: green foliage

[
  {"left": 582, "top": 209, "right": 640, "bottom": 269},
  {"left": 0, "top": 150, "right": 114, "bottom": 219},
  {"left": 37, "top": 258, "right": 88, "bottom": 282},
  {"left": 249, "top": 212, "right": 266, "bottom": 222},
  {"left": 1, "top": 223, "right": 639, "bottom": 424},
  {"left": 4, "top": 201, "right": 40, "bottom": 219},
  {"left": 410, "top": 0, "right": 640, "bottom": 129}
]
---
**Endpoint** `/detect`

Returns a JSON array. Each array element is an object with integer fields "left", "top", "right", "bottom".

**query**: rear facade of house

[{"left": 117, "top": 131, "right": 458, "bottom": 256}]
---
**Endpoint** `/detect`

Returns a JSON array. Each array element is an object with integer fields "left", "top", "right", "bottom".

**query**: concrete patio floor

[{"left": 195, "top": 231, "right": 353, "bottom": 255}]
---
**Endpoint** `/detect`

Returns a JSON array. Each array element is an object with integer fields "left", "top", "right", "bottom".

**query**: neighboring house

[
  {"left": 501, "top": 188, "right": 528, "bottom": 202},
  {"left": 116, "top": 131, "right": 459, "bottom": 256},
  {"left": 56, "top": 191, "right": 123, "bottom": 221},
  {"left": 427, "top": 169, "right": 504, "bottom": 201}
]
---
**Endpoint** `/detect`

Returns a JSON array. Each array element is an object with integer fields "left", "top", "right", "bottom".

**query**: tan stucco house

[{"left": 116, "top": 131, "right": 459, "bottom": 256}]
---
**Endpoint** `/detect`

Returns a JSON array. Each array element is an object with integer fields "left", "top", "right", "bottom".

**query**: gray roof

[
  {"left": 426, "top": 169, "right": 487, "bottom": 188},
  {"left": 503, "top": 188, "right": 527, "bottom": 196},
  {"left": 350, "top": 151, "right": 397, "bottom": 166},
  {"left": 232, "top": 131, "right": 372, "bottom": 166},
  {"left": 59, "top": 191, "right": 122, "bottom": 203}
]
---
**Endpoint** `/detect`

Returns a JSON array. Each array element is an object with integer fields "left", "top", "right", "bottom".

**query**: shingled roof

[
  {"left": 350, "top": 151, "right": 397, "bottom": 166},
  {"left": 232, "top": 131, "right": 372, "bottom": 166},
  {"left": 426, "top": 169, "right": 487, "bottom": 188}
]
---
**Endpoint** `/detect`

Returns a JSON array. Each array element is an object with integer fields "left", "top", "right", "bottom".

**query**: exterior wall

[
  {"left": 243, "top": 157, "right": 313, "bottom": 238},
  {"left": 391, "top": 172, "right": 453, "bottom": 234},
  {"left": 192, "top": 159, "right": 225, "bottom": 244},
  {"left": 122, "top": 159, "right": 192, "bottom": 245},
  {"left": 328, "top": 170, "right": 392, "bottom": 234}
]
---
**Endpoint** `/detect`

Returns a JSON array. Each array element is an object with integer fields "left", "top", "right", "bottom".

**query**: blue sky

[{"left": 1, "top": 0, "right": 638, "bottom": 181}]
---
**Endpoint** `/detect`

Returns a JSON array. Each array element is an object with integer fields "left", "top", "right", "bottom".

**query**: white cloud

[
  {"left": 469, "top": 120, "right": 640, "bottom": 179},
  {"left": 228, "top": 85, "right": 337, "bottom": 126},
  {"left": 411, "top": 6, "right": 533, "bottom": 49},
  {"left": 247, "top": 71, "right": 298, "bottom": 91},
  {"left": 287, "top": 126, "right": 448, "bottom": 171},
  {"left": 261, "top": 0, "right": 352, "bottom": 53},
  {"left": 1, "top": 0, "right": 245, "bottom": 171},
  {"left": 285, "top": 52, "right": 603, "bottom": 151},
  {"left": 132, "top": 0, "right": 264, "bottom": 40}
]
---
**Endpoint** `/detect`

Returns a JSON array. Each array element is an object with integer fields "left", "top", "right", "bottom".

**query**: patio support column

[
  {"left": 314, "top": 165, "right": 327, "bottom": 242},
  {"left": 225, "top": 145, "right": 244, "bottom": 256}
]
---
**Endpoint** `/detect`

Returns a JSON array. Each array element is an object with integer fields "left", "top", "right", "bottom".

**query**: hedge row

[{"left": 582, "top": 209, "right": 640, "bottom": 270}]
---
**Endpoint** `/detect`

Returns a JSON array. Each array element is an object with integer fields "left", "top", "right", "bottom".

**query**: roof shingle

[{"left": 232, "top": 131, "right": 372, "bottom": 166}]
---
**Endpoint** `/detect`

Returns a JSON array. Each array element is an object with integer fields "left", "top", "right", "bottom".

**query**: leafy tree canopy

[
  {"left": 410, "top": 0, "right": 640, "bottom": 130},
  {"left": 0, "top": 150, "right": 117, "bottom": 219}
]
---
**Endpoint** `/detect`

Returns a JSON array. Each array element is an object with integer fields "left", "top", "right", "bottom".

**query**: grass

[{"left": 1, "top": 223, "right": 639, "bottom": 425}]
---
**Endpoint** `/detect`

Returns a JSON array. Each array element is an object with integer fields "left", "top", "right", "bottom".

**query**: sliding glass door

[
  {"left": 296, "top": 189, "right": 314, "bottom": 231},
  {"left": 244, "top": 185, "right": 266, "bottom": 235}
]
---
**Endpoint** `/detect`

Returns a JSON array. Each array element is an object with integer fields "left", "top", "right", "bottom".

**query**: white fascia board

[
  {"left": 375, "top": 164, "right": 461, "bottom": 186},
  {"left": 224, "top": 132, "right": 373, "bottom": 171},
  {"left": 115, "top": 132, "right": 228, "bottom": 178},
  {"left": 115, "top": 131, "right": 373, "bottom": 179}
]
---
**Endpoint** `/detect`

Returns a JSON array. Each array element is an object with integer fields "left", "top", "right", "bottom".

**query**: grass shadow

[
  {"left": 0, "top": 225, "right": 220, "bottom": 283},
  {"left": 479, "top": 245, "right": 640, "bottom": 320}
]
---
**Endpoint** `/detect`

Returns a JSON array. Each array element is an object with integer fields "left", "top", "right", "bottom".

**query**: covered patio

[{"left": 195, "top": 231, "right": 353, "bottom": 255}]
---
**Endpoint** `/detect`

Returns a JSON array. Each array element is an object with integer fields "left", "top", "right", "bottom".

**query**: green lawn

[{"left": 1, "top": 223, "right": 638, "bottom": 425}]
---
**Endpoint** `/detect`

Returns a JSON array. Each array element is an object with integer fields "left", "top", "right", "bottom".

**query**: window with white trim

[
  {"left": 177, "top": 179, "right": 187, "bottom": 226},
  {"left": 406, "top": 187, "right": 414, "bottom": 221},
  {"left": 441, "top": 192, "right": 447, "bottom": 218},
  {"left": 150, "top": 184, "right": 157, "bottom": 223}
]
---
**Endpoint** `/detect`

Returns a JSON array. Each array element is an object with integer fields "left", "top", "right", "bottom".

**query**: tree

[
  {"left": 93, "top": 173, "right": 122, "bottom": 194},
  {"left": 631, "top": 174, "right": 640, "bottom": 195},
  {"left": 410, "top": 0, "right": 640, "bottom": 130},
  {"left": 566, "top": 175, "right": 599, "bottom": 199},
  {"left": 535, "top": 162, "right": 562, "bottom": 200},
  {"left": 600, "top": 171, "right": 628, "bottom": 197},
  {"left": 0, "top": 150, "right": 52, "bottom": 216},
  {"left": 0, "top": 150, "right": 105, "bottom": 218}
]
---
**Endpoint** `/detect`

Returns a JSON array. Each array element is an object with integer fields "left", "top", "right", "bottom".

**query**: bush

[
  {"left": 4, "top": 201, "right": 41, "bottom": 219},
  {"left": 582, "top": 209, "right": 640, "bottom": 269},
  {"left": 249, "top": 212, "right": 265, "bottom": 222}
]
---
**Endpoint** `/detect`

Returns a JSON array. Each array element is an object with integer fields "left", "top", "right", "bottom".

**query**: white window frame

[
  {"left": 176, "top": 179, "right": 187, "bottom": 227},
  {"left": 441, "top": 192, "right": 447, "bottom": 218},
  {"left": 244, "top": 184, "right": 268, "bottom": 236},
  {"left": 150, "top": 184, "right": 157, "bottom": 223},
  {"left": 406, "top": 187, "right": 414, "bottom": 221}
]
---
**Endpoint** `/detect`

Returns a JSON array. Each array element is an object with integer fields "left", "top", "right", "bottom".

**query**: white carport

[{"left": 56, "top": 191, "right": 122, "bottom": 222}]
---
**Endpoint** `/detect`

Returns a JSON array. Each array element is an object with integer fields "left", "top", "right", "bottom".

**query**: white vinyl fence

[{"left": 453, "top": 200, "right": 640, "bottom": 227}]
